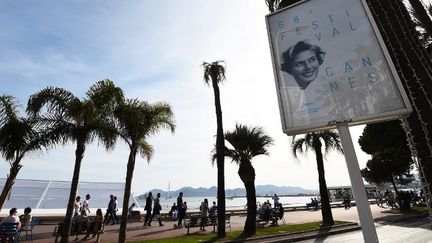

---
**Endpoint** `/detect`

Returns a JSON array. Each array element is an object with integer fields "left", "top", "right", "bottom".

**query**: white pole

[{"left": 337, "top": 125, "right": 379, "bottom": 243}]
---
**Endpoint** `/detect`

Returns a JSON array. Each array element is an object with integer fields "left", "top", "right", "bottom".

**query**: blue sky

[{"left": 0, "top": 0, "right": 372, "bottom": 195}]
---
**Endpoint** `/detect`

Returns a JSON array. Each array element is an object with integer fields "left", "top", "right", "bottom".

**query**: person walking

[
  {"left": 377, "top": 191, "right": 384, "bottom": 207},
  {"left": 144, "top": 192, "right": 153, "bottom": 226},
  {"left": 74, "top": 196, "right": 81, "bottom": 217},
  {"left": 272, "top": 194, "right": 280, "bottom": 209},
  {"left": 104, "top": 194, "right": 115, "bottom": 225},
  {"left": 199, "top": 198, "right": 209, "bottom": 231},
  {"left": 343, "top": 193, "right": 351, "bottom": 209},
  {"left": 111, "top": 196, "right": 119, "bottom": 224},
  {"left": 177, "top": 192, "right": 185, "bottom": 228},
  {"left": 82, "top": 194, "right": 91, "bottom": 216},
  {"left": 149, "top": 193, "right": 164, "bottom": 226}
]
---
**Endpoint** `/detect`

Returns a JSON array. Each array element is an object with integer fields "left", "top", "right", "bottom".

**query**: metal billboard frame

[{"left": 265, "top": 0, "right": 412, "bottom": 135}]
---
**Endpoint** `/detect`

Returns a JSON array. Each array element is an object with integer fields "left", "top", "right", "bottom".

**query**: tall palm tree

[
  {"left": 219, "top": 124, "right": 273, "bottom": 236},
  {"left": 115, "top": 99, "right": 175, "bottom": 243},
  {"left": 27, "top": 80, "right": 124, "bottom": 243},
  {"left": 291, "top": 131, "right": 342, "bottom": 226},
  {"left": 0, "top": 95, "right": 55, "bottom": 210},
  {"left": 365, "top": 0, "right": 432, "bottom": 210},
  {"left": 202, "top": 60, "right": 227, "bottom": 237}
]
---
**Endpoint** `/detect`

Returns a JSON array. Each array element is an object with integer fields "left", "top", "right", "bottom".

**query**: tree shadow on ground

[{"left": 310, "top": 224, "right": 334, "bottom": 242}]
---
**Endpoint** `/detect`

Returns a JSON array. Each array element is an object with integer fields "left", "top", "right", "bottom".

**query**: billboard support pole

[{"left": 337, "top": 125, "right": 379, "bottom": 243}]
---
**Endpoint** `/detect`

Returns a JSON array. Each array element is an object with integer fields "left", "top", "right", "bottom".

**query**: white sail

[{"left": 166, "top": 181, "right": 170, "bottom": 199}]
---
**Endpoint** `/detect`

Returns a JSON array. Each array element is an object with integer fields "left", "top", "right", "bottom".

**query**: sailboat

[{"left": 166, "top": 181, "right": 172, "bottom": 199}]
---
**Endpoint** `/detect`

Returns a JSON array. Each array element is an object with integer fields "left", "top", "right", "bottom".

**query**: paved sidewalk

[{"left": 24, "top": 205, "right": 427, "bottom": 242}]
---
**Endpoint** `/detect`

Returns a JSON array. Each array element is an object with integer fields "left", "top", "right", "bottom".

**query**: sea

[{"left": 136, "top": 196, "right": 314, "bottom": 212}]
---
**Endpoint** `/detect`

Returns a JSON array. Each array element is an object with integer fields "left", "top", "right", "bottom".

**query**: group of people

[
  {"left": 374, "top": 189, "right": 398, "bottom": 208},
  {"left": 71, "top": 208, "right": 104, "bottom": 240},
  {"left": 71, "top": 193, "right": 104, "bottom": 239},
  {"left": 306, "top": 197, "right": 320, "bottom": 210},
  {"left": 143, "top": 192, "right": 163, "bottom": 227},
  {"left": 141, "top": 191, "right": 188, "bottom": 228},
  {"left": 256, "top": 198, "right": 284, "bottom": 222},
  {"left": 198, "top": 198, "right": 218, "bottom": 231},
  {"left": 343, "top": 193, "right": 351, "bottom": 209},
  {"left": 0, "top": 207, "right": 32, "bottom": 231},
  {"left": 374, "top": 189, "right": 424, "bottom": 209},
  {"left": 73, "top": 194, "right": 92, "bottom": 217},
  {"left": 104, "top": 194, "right": 119, "bottom": 225}
]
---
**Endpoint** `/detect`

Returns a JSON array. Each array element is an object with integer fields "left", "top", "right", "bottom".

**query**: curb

[
  {"left": 227, "top": 212, "right": 430, "bottom": 242},
  {"left": 222, "top": 222, "right": 360, "bottom": 243}
]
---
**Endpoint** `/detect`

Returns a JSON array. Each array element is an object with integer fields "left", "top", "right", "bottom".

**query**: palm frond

[
  {"left": 265, "top": 0, "right": 280, "bottom": 12},
  {"left": 291, "top": 137, "right": 307, "bottom": 158},
  {"left": 27, "top": 87, "right": 78, "bottom": 118},
  {"left": 147, "top": 101, "right": 176, "bottom": 135},
  {"left": 0, "top": 95, "right": 20, "bottom": 126},
  {"left": 137, "top": 139, "right": 154, "bottom": 163},
  {"left": 202, "top": 60, "right": 226, "bottom": 85},
  {"left": 291, "top": 130, "right": 342, "bottom": 159},
  {"left": 86, "top": 79, "right": 125, "bottom": 112},
  {"left": 321, "top": 130, "right": 343, "bottom": 155},
  {"left": 222, "top": 123, "right": 273, "bottom": 165},
  {"left": 115, "top": 98, "right": 175, "bottom": 162}
]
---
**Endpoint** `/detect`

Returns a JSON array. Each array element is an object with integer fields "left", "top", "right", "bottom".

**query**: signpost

[
  {"left": 337, "top": 125, "right": 378, "bottom": 242},
  {"left": 266, "top": 0, "right": 413, "bottom": 242}
]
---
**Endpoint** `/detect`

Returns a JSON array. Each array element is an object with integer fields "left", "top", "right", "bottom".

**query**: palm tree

[
  {"left": 219, "top": 124, "right": 273, "bottom": 235},
  {"left": 202, "top": 60, "right": 227, "bottom": 237},
  {"left": 0, "top": 95, "right": 55, "bottom": 210},
  {"left": 115, "top": 99, "right": 175, "bottom": 243},
  {"left": 27, "top": 80, "right": 124, "bottom": 243},
  {"left": 291, "top": 131, "right": 342, "bottom": 226},
  {"left": 365, "top": 0, "right": 432, "bottom": 211}
]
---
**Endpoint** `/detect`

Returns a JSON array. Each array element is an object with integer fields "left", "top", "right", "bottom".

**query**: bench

[
  {"left": 306, "top": 203, "right": 320, "bottom": 210},
  {"left": 256, "top": 209, "right": 279, "bottom": 226},
  {"left": 20, "top": 216, "right": 38, "bottom": 240},
  {"left": 184, "top": 214, "right": 231, "bottom": 234},
  {"left": 54, "top": 221, "right": 104, "bottom": 243},
  {"left": 185, "top": 215, "right": 212, "bottom": 234},
  {"left": 0, "top": 222, "right": 19, "bottom": 243},
  {"left": 128, "top": 211, "right": 143, "bottom": 222},
  {"left": 223, "top": 214, "right": 232, "bottom": 231}
]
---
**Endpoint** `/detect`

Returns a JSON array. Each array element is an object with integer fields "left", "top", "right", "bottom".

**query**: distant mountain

[{"left": 137, "top": 185, "right": 317, "bottom": 199}]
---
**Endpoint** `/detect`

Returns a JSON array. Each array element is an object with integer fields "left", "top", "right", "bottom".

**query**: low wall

[{"left": 12, "top": 199, "right": 375, "bottom": 225}]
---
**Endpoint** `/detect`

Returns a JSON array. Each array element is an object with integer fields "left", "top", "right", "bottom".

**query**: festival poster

[{"left": 266, "top": 0, "right": 411, "bottom": 135}]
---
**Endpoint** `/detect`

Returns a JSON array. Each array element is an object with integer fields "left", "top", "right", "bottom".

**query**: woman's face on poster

[{"left": 290, "top": 50, "right": 319, "bottom": 87}]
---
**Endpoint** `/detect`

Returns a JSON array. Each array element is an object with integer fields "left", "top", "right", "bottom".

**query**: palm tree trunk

[
  {"left": 61, "top": 141, "right": 85, "bottom": 243},
  {"left": 238, "top": 161, "right": 256, "bottom": 236},
  {"left": 390, "top": 175, "right": 400, "bottom": 197},
  {"left": 118, "top": 146, "right": 137, "bottom": 243},
  {"left": 314, "top": 141, "right": 334, "bottom": 226},
  {"left": 0, "top": 159, "right": 22, "bottom": 210},
  {"left": 212, "top": 81, "right": 226, "bottom": 237}
]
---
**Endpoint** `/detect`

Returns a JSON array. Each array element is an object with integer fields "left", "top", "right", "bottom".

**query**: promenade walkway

[{"left": 24, "top": 204, "right": 424, "bottom": 242}]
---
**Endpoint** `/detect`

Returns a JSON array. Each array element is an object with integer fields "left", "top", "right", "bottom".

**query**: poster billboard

[{"left": 266, "top": 0, "right": 412, "bottom": 135}]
